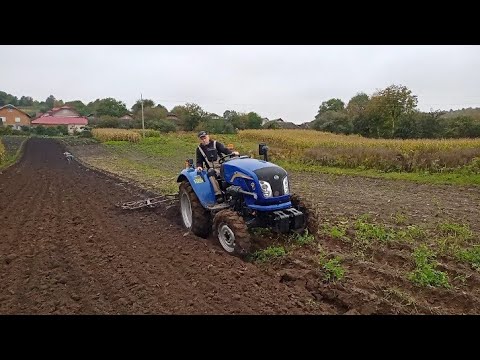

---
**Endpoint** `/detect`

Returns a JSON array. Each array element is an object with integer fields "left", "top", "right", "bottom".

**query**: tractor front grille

[{"left": 254, "top": 167, "right": 287, "bottom": 197}]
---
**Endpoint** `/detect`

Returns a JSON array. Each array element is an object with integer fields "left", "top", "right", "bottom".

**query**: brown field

[{"left": 1, "top": 137, "right": 480, "bottom": 314}]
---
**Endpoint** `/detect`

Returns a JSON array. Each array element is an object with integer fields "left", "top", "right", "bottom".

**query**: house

[
  {"left": 41, "top": 105, "right": 81, "bottom": 118},
  {"left": 0, "top": 104, "right": 31, "bottom": 130},
  {"left": 31, "top": 105, "right": 88, "bottom": 135},
  {"left": 166, "top": 112, "right": 180, "bottom": 121},
  {"left": 262, "top": 118, "right": 300, "bottom": 129},
  {"left": 119, "top": 114, "right": 134, "bottom": 121}
]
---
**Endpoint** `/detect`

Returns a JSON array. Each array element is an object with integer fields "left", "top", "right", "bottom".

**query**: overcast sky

[{"left": 1, "top": 45, "right": 479, "bottom": 123}]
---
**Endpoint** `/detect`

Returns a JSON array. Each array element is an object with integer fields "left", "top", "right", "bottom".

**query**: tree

[
  {"left": 156, "top": 104, "right": 168, "bottom": 112},
  {"left": 394, "top": 114, "right": 418, "bottom": 139},
  {"left": 312, "top": 111, "right": 352, "bottom": 134},
  {"left": 247, "top": 112, "right": 263, "bottom": 129},
  {"left": 223, "top": 110, "right": 243, "bottom": 129},
  {"left": 0, "top": 91, "right": 19, "bottom": 106},
  {"left": 65, "top": 100, "right": 91, "bottom": 116},
  {"left": 89, "top": 98, "right": 128, "bottom": 117},
  {"left": 316, "top": 98, "right": 345, "bottom": 118},
  {"left": 146, "top": 119, "right": 176, "bottom": 133},
  {"left": 352, "top": 112, "right": 377, "bottom": 137},
  {"left": 346, "top": 93, "right": 369, "bottom": 118},
  {"left": 131, "top": 99, "right": 168, "bottom": 120},
  {"left": 443, "top": 116, "right": 480, "bottom": 138},
  {"left": 143, "top": 107, "right": 168, "bottom": 121},
  {"left": 131, "top": 98, "right": 155, "bottom": 114},
  {"left": 171, "top": 105, "right": 188, "bottom": 119},
  {"left": 45, "top": 95, "right": 56, "bottom": 109},
  {"left": 369, "top": 84, "right": 418, "bottom": 138},
  {"left": 53, "top": 99, "right": 64, "bottom": 107},
  {"left": 19, "top": 96, "right": 34, "bottom": 107},
  {"left": 223, "top": 110, "right": 239, "bottom": 121},
  {"left": 183, "top": 103, "right": 206, "bottom": 131},
  {"left": 414, "top": 110, "right": 446, "bottom": 138},
  {"left": 234, "top": 113, "right": 249, "bottom": 130}
]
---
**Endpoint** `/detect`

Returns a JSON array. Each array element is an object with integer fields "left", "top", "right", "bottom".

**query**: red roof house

[{"left": 32, "top": 105, "right": 88, "bottom": 134}]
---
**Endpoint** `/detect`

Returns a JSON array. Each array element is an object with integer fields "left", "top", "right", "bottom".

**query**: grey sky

[{"left": 1, "top": 45, "right": 479, "bottom": 123}]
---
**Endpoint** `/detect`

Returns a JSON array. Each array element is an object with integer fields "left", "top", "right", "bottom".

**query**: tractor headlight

[
  {"left": 283, "top": 176, "right": 289, "bottom": 195},
  {"left": 259, "top": 180, "right": 272, "bottom": 198}
]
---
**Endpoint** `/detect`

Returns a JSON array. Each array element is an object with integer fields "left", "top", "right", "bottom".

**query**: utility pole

[{"left": 141, "top": 93, "right": 145, "bottom": 138}]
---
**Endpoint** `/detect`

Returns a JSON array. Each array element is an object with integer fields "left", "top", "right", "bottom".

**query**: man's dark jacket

[{"left": 196, "top": 140, "right": 232, "bottom": 169}]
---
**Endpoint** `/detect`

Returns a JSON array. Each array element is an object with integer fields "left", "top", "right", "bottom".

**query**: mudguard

[{"left": 177, "top": 168, "right": 216, "bottom": 207}]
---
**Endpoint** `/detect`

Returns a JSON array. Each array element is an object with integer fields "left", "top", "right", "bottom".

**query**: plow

[{"left": 118, "top": 194, "right": 178, "bottom": 210}]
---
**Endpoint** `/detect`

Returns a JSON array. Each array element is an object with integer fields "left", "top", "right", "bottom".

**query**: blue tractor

[{"left": 176, "top": 143, "right": 309, "bottom": 256}]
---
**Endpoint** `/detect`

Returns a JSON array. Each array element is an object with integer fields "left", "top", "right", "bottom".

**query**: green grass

[
  {"left": 105, "top": 137, "right": 192, "bottom": 158},
  {"left": 458, "top": 246, "right": 480, "bottom": 271},
  {"left": 396, "top": 225, "right": 427, "bottom": 244},
  {"left": 391, "top": 211, "right": 408, "bottom": 225},
  {"left": 288, "top": 229, "right": 315, "bottom": 246},
  {"left": 433, "top": 222, "right": 474, "bottom": 256},
  {"left": 322, "top": 222, "right": 349, "bottom": 241},
  {"left": 0, "top": 135, "right": 28, "bottom": 170},
  {"left": 320, "top": 256, "right": 345, "bottom": 282},
  {"left": 438, "top": 222, "right": 473, "bottom": 241},
  {"left": 93, "top": 133, "right": 480, "bottom": 187},
  {"left": 407, "top": 245, "right": 450, "bottom": 288},
  {"left": 354, "top": 215, "right": 396, "bottom": 245},
  {"left": 251, "top": 245, "right": 287, "bottom": 263}
]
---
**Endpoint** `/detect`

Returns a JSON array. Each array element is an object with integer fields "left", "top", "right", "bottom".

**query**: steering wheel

[{"left": 218, "top": 153, "right": 238, "bottom": 164}]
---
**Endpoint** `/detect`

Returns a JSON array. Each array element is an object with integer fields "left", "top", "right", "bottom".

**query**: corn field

[
  {"left": 239, "top": 130, "right": 480, "bottom": 173},
  {"left": 92, "top": 129, "right": 141, "bottom": 143}
]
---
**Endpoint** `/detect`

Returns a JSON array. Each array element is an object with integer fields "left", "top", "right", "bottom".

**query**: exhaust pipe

[{"left": 258, "top": 143, "right": 269, "bottom": 162}]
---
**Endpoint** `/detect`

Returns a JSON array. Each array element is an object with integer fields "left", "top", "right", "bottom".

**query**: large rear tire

[
  {"left": 213, "top": 209, "right": 251, "bottom": 256},
  {"left": 290, "top": 193, "right": 317, "bottom": 234},
  {"left": 179, "top": 181, "right": 211, "bottom": 238}
]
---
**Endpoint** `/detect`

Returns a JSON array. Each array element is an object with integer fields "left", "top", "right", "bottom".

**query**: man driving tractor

[{"left": 196, "top": 131, "right": 239, "bottom": 203}]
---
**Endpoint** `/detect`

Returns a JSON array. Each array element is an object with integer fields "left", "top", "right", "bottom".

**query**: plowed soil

[
  {"left": 2, "top": 138, "right": 480, "bottom": 315},
  {"left": 0, "top": 138, "right": 321, "bottom": 314}
]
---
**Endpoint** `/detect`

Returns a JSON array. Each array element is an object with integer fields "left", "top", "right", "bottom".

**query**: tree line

[
  {"left": 2, "top": 86, "right": 480, "bottom": 138},
  {"left": 0, "top": 91, "right": 264, "bottom": 134},
  {"left": 312, "top": 85, "right": 480, "bottom": 139}
]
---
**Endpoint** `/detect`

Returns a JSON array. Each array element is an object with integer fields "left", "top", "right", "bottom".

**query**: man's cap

[{"left": 198, "top": 131, "right": 208, "bottom": 138}]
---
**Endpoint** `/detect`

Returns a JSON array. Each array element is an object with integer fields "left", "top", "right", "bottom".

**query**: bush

[
  {"left": 0, "top": 140, "right": 5, "bottom": 161},
  {"left": 0, "top": 125, "right": 13, "bottom": 135},
  {"left": 78, "top": 130, "right": 93, "bottom": 138},
  {"left": 31, "top": 125, "right": 66, "bottom": 137},
  {"left": 147, "top": 119, "right": 176, "bottom": 133},
  {"left": 56, "top": 125, "right": 68, "bottom": 136},
  {"left": 32, "top": 125, "right": 46, "bottom": 135}
]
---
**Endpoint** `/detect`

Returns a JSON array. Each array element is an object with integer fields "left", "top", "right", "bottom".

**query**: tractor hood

[
  {"left": 224, "top": 158, "right": 278, "bottom": 173},
  {"left": 222, "top": 158, "right": 289, "bottom": 200}
]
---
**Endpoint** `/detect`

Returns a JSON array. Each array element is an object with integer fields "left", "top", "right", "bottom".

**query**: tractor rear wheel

[
  {"left": 290, "top": 193, "right": 317, "bottom": 235},
  {"left": 213, "top": 209, "right": 251, "bottom": 256},
  {"left": 179, "top": 181, "right": 211, "bottom": 238}
]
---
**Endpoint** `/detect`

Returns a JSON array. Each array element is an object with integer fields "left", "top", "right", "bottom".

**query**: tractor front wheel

[
  {"left": 213, "top": 210, "right": 251, "bottom": 256},
  {"left": 179, "top": 181, "right": 211, "bottom": 237}
]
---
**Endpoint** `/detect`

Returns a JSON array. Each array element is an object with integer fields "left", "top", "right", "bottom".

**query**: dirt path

[{"left": 0, "top": 138, "right": 324, "bottom": 314}]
